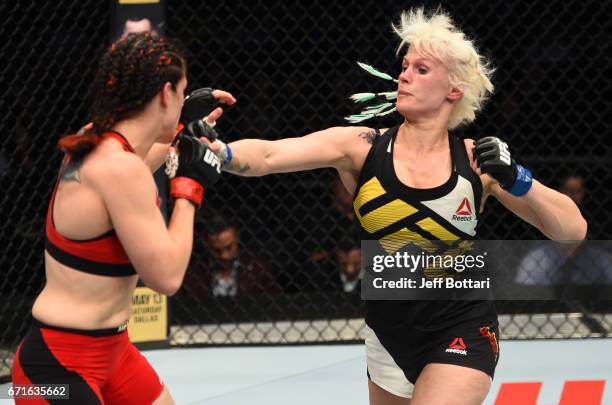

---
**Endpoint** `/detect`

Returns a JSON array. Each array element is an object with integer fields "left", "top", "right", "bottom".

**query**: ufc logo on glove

[
  {"left": 497, "top": 140, "right": 511, "bottom": 166},
  {"left": 204, "top": 149, "right": 222, "bottom": 174}
]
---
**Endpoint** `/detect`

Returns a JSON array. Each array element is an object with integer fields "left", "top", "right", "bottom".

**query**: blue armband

[
  {"left": 223, "top": 143, "right": 233, "bottom": 167},
  {"left": 505, "top": 164, "right": 532, "bottom": 197}
]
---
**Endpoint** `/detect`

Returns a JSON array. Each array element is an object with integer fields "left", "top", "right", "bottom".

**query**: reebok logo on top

[{"left": 452, "top": 197, "right": 473, "bottom": 222}]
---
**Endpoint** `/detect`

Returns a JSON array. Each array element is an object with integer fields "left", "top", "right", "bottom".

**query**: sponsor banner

[
  {"left": 361, "top": 240, "right": 612, "bottom": 300},
  {"left": 128, "top": 287, "right": 168, "bottom": 343}
]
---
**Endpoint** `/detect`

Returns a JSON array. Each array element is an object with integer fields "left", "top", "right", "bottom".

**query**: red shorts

[{"left": 12, "top": 319, "right": 164, "bottom": 404}]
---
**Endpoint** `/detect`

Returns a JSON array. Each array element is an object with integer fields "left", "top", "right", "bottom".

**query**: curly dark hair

[{"left": 58, "top": 32, "right": 186, "bottom": 160}]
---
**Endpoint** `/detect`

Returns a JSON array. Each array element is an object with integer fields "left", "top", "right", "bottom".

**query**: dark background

[{"left": 1, "top": 0, "right": 610, "bottom": 376}]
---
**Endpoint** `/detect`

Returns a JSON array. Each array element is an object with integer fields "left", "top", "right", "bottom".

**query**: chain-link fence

[
  {"left": 0, "top": 0, "right": 112, "bottom": 379},
  {"left": 1, "top": 0, "right": 611, "bottom": 379}
]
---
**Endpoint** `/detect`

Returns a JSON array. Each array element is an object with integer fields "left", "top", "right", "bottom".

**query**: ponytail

[{"left": 57, "top": 123, "right": 103, "bottom": 161}]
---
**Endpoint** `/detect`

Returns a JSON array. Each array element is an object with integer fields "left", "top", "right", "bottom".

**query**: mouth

[{"left": 398, "top": 90, "right": 413, "bottom": 97}]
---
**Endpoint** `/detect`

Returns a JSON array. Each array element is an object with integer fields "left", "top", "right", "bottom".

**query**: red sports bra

[{"left": 45, "top": 131, "right": 140, "bottom": 277}]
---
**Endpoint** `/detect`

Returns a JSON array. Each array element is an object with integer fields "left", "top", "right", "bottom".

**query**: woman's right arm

[
  {"left": 91, "top": 153, "right": 196, "bottom": 296},
  {"left": 222, "top": 126, "right": 375, "bottom": 176}
]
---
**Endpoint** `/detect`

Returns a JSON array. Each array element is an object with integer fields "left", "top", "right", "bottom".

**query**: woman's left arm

[
  {"left": 490, "top": 180, "right": 587, "bottom": 241},
  {"left": 466, "top": 137, "right": 587, "bottom": 241}
]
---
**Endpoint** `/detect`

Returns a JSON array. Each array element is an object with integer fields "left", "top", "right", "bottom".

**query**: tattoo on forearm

[
  {"left": 227, "top": 158, "right": 250, "bottom": 174},
  {"left": 358, "top": 130, "right": 377, "bottom": 145},
  {"left": 61, "top": 160, "right": 82, "bottom": 183}
]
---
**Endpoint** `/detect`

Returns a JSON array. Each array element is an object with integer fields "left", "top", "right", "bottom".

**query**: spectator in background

[
  {"left": 309, "top": 179, "right": 358, "bottom": 263},
  {"left": 556, "top": 174, "right": 595, "bottom": 238},
  {"left": 122, "top": 18, "right": 157, "bottom": 37},
  {"left": 333, "top": 234, "right": 362, "bottom": 294},
  {"left": 559, "top": 175, "right": 586, "bottom": 207},
  {"left": 294, "top": 177, "right": 360, "bottom": 292},
  {"left": 331, "top": 176, "right": 356, "bottom": 223},
  {"left": 183, "top": 215, "right": 280, "bottom": 297},
  {"left": 515, "top": 174, "right": 612, "bottom": 286}
]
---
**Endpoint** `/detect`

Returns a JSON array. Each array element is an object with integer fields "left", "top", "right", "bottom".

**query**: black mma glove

[
  {"left": 179, "top": 87, "right": 223, "bottom": 142},
  {"left": 181, "top": 88, "right": 219, "bottom": 124},
  {"left": 181, "top": 107, "right": 233, "bottom": 168},
  {"left": 169, "top": 133, "right": 222, "bottom": 207},
  {"left": 181, "top": 117, "right": 219, "bottom": 142},
  {"left": 473, "top": 136, "right": 532, "bottom": 197}
]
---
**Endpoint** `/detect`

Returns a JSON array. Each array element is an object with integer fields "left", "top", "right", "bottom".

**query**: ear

[
  {"left": 447, "top": 85, "right": 464, "bottom": 102},
  {"left": 160, "top": 82, "right": 173, "bottom": 108}
]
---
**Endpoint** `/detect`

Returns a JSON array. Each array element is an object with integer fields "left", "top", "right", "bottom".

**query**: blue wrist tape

[
  {"left": 505, "top": 164, "right": 532, "bottom": 197},
  {"left": 223, "top": 144, "right": 233, "bottom": 167}
]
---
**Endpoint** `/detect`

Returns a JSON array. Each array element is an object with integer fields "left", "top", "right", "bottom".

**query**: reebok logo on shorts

[
  {"left": 445, "top": 337, "right": 468, "bottom": 355},
  {"left": 452, "top": 197, "right": 473, "bottom": 222}
]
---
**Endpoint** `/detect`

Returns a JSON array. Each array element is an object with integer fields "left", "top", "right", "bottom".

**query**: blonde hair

[{"left": 393, "top": 8, "right": 494, "bottom": 129}]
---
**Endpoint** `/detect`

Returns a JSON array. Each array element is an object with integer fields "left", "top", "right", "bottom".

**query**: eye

[
  {"left": 417, "top": 66, "right": 428, "bottom": 74},
  {"left": 401, "top": 64, "right": 407, "bottom": 72}
]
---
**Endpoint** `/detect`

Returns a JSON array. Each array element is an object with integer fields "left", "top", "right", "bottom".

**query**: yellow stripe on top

[
  {"left": 380, "top": 228, "right": 440, "bottom": 254},
  {"left": 416, "top": 217, "right": 459, "bottom": 241},
  {"left": 354, "top": 177, "right": 419, "bottom": 234},
  {"left": 380, "top": 228, "right": 424, "bottom": 254},
  {"left": 354, "top": 177, "right": 386, "bottom": 213},
  {"left": 360, "top": 200, "right": 418, "bottom": 234}
]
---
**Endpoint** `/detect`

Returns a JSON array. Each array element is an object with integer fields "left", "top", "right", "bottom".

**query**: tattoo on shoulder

[
  {"left": 61, "top": 160, "right": 82, "bottom": 183},
  {"left": 358, "top": 130, "right": 377, "bottom": 145}
]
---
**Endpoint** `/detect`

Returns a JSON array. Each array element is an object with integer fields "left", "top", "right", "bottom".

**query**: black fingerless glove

[
  {"left": 180, "top": 87, "right": 220, "bottom": 124},
  {"left": 181, "top": 118, "right": 219, "bottom": 142},
  {"left": 170, "top": 134, "right": 222, "bottom": 207},
  {"left": 474, "top": 136, "right": 532, "bottom": 197}
]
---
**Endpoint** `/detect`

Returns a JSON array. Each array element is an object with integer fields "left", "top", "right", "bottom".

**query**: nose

[{"left": 399, "top": 67, "right": 412, "bottom": 83}]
